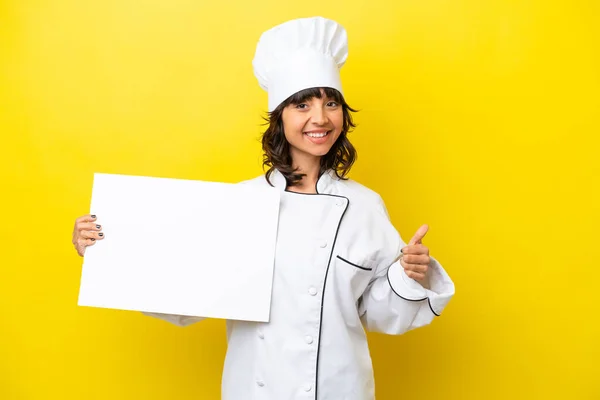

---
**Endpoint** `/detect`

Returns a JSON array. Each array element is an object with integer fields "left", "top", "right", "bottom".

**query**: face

[{"left": 281, "top": 89, "right": 344, "bottom": 163}]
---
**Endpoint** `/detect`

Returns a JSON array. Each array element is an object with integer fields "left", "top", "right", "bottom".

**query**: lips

[
  {"left": 304, "top": 130, "right": 331, "bottom": 144},
  {"left": 304, "top": 130, "right": 330, "bottom": 138}
]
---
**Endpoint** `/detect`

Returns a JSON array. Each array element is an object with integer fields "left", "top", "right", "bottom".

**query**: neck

[{"left": 287, "top": 151, "right": 322, "bottom": 193}]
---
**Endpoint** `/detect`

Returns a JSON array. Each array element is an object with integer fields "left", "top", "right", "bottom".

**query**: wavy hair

[{"left": 262, "top": 87, "right": 358, "bottom": 187}]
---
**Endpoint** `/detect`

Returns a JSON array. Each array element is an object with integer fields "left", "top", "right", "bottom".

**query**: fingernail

[
  {"left": 98, "top": 232, "right": 103, "bottom": 237},
  {"left": 91, "top": 214, "right": 96, "bottom": 218},
  {"left": 91, "top": 238, "right": 95, "bottom": 241},
  {"left": 96, "top": 225, "right": 101, "bottom": 229}
]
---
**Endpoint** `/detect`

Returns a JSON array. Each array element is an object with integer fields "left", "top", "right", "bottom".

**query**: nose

[{"left": 310, "top": 106, "right": 329, "bottom": 126}]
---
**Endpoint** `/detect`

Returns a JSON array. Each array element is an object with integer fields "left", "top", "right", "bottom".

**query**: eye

[
  {"left": 326, "top": 101, "right": 339, "bottom": 107},
  {"left": 295, "top": 103, "right": 308, "bottom": 109}
]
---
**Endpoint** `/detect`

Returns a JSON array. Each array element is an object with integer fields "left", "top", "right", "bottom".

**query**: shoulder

[{"left": 334, "top": 177, "right": 388, "bottom": 216}]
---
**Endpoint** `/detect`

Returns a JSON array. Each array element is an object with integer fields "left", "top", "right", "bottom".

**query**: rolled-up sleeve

[{"left": 358, "top": 197, "right": 455, "bottom": 335}]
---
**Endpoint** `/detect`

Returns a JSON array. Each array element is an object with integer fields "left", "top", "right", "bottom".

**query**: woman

[{"left": 72, "top": 16, "right": 455, "bottom": 400}]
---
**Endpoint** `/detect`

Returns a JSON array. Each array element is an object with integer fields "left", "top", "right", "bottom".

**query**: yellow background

[{"left": 1, "top": 0, "right": 598, "bottom": 399}]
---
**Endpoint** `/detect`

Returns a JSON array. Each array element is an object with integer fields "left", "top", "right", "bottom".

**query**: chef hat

[{"left": 252, "top": 16, "right": 349, "bottom": 112}]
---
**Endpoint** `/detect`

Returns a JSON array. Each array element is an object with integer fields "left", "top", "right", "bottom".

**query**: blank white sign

[{"left": 77, "top": 173, "right": 280, "bottom": 322}]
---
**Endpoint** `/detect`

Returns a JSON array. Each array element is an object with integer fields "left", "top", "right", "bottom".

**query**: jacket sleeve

[
  {"left": 141, "top": 312, "right": 206, "bottom": 327},
  {"left": 358, "top": 197, "right": 455, "bottom": 335}
]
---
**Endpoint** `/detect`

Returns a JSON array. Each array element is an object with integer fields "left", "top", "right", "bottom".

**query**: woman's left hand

[{"left": 401, "top": 224, "right": 431, "bottom": 286}]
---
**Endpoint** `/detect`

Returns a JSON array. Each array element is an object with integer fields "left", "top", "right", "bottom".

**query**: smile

[{"left": 304, "top": 131, "right": 330, "bottom": 138}]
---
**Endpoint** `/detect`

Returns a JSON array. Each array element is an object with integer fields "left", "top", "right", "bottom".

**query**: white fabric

[
  {"left": 252, "top": 16, "right": 349, "bottom": 111},
  {"left": 144, "top": 169, "right": 455, "bottom": 399}
]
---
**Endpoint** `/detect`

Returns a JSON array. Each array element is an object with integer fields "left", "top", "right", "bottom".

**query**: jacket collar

[{"left": 270, "top": 168, "right": 337, "bottom": 194}]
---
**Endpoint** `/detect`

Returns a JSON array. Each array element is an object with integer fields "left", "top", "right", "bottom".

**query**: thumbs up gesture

[{"left": 400, "top": 224, "right": 431, "bottom": 285}]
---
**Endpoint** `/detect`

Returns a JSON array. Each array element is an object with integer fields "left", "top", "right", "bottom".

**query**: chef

[{"left": 72, "top": 16, "right": 455, "bottom": 400}]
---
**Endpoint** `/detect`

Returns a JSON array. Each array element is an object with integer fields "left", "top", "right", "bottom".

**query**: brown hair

[{"left": 261, "top": 87, "right": 358, "bottom": 187}]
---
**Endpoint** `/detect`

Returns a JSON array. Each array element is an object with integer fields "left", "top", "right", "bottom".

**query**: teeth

[{"left": 306, "top": 132, "right": 328, "bottom": 138}]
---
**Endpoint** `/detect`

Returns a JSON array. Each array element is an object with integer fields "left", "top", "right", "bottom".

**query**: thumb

[{"left": 408, "top": 224, "right": 429, "bottom": 246}]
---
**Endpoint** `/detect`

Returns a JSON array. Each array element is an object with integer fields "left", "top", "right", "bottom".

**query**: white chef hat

[{"left": 252, "top": 16, "right": 349, "bottom": 112}]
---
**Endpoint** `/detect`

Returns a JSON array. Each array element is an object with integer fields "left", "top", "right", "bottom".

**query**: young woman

[{"left": 71, "top": 16, "right": 455, "bottom": 400}]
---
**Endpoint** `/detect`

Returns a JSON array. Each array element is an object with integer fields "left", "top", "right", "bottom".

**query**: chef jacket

[{"left": 144, "top": 168, "right": 455, "bottom": 399}]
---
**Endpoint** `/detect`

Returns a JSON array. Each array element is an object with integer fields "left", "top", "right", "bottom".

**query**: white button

[
  {"left": 305, "top": 335, "right": 313, "bottom": 344},
  {"left": 308, "top": 287, "right": 318, "bottom": 296},
  {"left": 256, "top": 380, "right": 265, "bottom": 387},
  {"left": 258, "top": 330, "right": 264, "bottom": 339},
  {"left": 304, "top": 384, "right": 312, "bottom": 392},
  {"left": 319, "top": 241, "right": 328, "bottom": 248}
]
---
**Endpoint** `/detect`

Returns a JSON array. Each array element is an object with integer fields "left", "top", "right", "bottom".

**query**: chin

[
  {"left": 306, "top": 147, "right": 334, "bottom": 157},
  {"left": 314, "top": 149, "right": 332, "bottom": 157}
]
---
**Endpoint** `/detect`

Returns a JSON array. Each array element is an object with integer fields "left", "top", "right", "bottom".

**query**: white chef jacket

[{"left": 144, "top": 169, "right": 455, "bottom": 400}]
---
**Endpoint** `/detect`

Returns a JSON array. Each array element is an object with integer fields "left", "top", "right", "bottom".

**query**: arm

[
  {"left": 359, "top": 256, "right": 454, "bottom": 335},
  {"left": 141, "top": 312, "right": 206, "bottom": 327},
  {"left": 358, "top": 197, "right": 455, "bottom": 335}
]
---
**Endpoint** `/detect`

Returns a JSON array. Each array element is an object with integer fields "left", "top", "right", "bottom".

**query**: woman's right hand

[{"left": 72, "top": 214, "right": 104, "bottom": 257}]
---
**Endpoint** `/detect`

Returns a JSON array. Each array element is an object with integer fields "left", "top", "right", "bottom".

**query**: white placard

[{"left": 77, "top": 173, "right": 280, "bottom": 322}]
